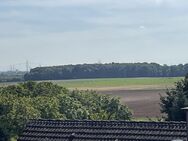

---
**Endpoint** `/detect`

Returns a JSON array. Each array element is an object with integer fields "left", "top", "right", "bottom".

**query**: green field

[
  {"left": 0, "top": 77, "right": 183, "bottom": 90},
  {"left": 50, "top": 77, "right": 183, "bottom": 90}
]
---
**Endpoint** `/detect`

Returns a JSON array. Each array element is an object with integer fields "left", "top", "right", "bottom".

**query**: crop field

[
  {"left": 0, "top": 77, "right": 183, "bottom": 118},
  {"left": 52, "top": 77, "right": 182, "bottom": 118},
  {"left": 0, "top": 77, "right": 182, "bottom": 89},
  {"left": 53, "top": 77, "right": 182, "bottom": 90},
  {"left": 99, "top": 89, "right": 166, "bottom": 118}
]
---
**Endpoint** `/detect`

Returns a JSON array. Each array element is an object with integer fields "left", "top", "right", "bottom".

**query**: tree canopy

[
  {"left": 160, "top": 75, "right": 188, "bottom": 121},
  {"left": 25, "top": 63, "right": 188, "bottom": 81},
  {"left": 0, "top": 81, "right": 132, "bottom": 140}
]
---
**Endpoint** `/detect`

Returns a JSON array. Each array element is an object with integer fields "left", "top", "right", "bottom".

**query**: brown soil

[{"left": 98, "top": 89, "right": 166, "bottom": 118}]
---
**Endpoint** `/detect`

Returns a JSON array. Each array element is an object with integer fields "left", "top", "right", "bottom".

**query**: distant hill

[
  {"left": 24, "top": 62, "right": 188, "bottom": 81},
  {"left": 0, "top": 71, "right": 26, "bottom": 82}
]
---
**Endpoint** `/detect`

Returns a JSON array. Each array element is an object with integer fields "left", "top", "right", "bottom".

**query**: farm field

[
  {"left": 0, "top": 77, "right": 183, "bottom": 118},
  {"left": 99, "top": 89, "right": 166, "bottom": 118},
  {"left": 52, "top": 77, "right": 182, "bottom": 118},
  {"left": 53, "top": 77, "right": 182, "bottom": 90}
]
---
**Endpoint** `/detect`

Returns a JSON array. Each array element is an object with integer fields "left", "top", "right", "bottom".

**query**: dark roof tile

[{"left": 18, "top": 119, "right": 187, "bottom": 141}]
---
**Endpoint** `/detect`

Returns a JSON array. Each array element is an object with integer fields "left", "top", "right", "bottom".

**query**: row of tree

[
  {"left": 0, "top": 82, "right": 132, "bottom": 140},
  {"left": 24, "top": 63, "right": 188, "bottom": 81}
]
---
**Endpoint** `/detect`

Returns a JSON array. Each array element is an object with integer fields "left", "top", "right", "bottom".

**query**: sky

[{"left": 0, "top": 0, "right": 188, "bottom": 71}]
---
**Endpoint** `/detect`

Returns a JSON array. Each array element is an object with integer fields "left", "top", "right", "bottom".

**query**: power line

[
  {"left": 0, "top": 61, "right": 48, "bottom": 71},
  {"left": 0, "top": 61, "right": 42, "bottom": 71}
]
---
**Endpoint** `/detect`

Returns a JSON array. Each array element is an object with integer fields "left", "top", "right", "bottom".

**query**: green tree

[
  {"left": 0, "top": 94, "right": 40, "bottom": 140},
  {"left": 0, "top": 128, "right": 8, "bottom": 141},
  {"left": 25, "top": 63, "right": 188, "bottom": 81},
  {"left": 0, "top": 81, "right": 132, "bottom": 140},
  {"left": 160, "top": 75, "right": 188, "bottom": 121}
]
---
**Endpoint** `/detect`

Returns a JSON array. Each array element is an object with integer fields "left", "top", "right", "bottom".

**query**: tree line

[{"left": 25, "top": 63, "right": 188, "bottom": 81}]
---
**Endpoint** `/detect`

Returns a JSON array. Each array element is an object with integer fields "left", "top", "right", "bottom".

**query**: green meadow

[
  {"left": 0, "top": 77, "right": 182, "bottom": 90},
  {"left": 51, "top": 77, "right": 183, "bottom": 90}
]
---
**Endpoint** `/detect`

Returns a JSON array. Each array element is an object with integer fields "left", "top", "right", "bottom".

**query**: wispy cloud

[
  {"left": 149, "top": 0, "right": 188, "bottom": 7},
  {"left": 0, "top": 0, "right": 188, "bottom": 67},
  {"left": 1, "top": 0, "right": 109, "bottom": 7},
  {"left": 2, "top": 0, "right": 187, "bottom": 7},
  {"left": 1, "top": 0, "right": 188, "bottom": 37}
]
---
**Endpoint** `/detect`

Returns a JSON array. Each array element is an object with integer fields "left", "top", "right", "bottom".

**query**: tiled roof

[{"left": 18, "top": 119, "right": 187, "bottom": 141}]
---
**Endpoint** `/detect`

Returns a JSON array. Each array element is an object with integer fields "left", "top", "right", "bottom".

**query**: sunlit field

[{"left": 51, "top": 77, "right": 182, "bottom": 90}]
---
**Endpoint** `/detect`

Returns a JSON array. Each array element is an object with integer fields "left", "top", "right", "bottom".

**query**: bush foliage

[
  {"left": 0, "top": 81, "right": 132, "bottom": 140},
  {"left": 160, "top": 75, "right": 188, "bottom": 121}
]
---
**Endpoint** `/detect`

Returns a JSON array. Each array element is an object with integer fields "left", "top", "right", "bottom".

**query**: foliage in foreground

[
  {"left": 0, "top": 81, "right": 132, "bottom": 140},
  {"left": 160, "top": 74, "right": 188, "bottom": 121}
]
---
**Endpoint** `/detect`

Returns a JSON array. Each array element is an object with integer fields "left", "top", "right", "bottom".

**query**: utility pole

[
  {"left": 10, "top": 65, "right": 14, "bottom": 72},
  {"left": 10, "top": 65, "right": 12, "bottom": 72},
  {"left": 12, "top": 65, "right": 15, "bottom": 71},
  {"left": 26, "top": 60, "right": 29, "bottom": 73}
]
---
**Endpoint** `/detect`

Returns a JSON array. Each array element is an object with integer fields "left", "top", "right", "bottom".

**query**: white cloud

[
  {"left": 2, "top": 0, "right": 109, "bottom": 7},
  {"left": 154, "top": 0, "right": 164, "bottom": 5},
  {"left": 1, "top": 0, "right": 188, "bottom": 67},
  {"left": 150, "top": 0, "right": 188, "bottom": 7},
  {"left": 139, "top": 26, "right": 145, "bottom": 30},
  {"left": 2, "top": 0, "right": 188, "bottom": 9}
]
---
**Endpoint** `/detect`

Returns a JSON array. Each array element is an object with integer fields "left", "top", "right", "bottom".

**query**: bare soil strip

[{"left": 98, "top": 89, "right": 167, "bottom": 118}]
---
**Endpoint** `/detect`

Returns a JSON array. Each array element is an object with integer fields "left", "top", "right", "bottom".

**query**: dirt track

[{"left": 98, "top": 89, "right": 166, "bottom": 118}]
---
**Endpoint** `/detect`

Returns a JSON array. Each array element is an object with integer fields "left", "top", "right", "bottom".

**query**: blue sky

[{"left": 0, "top": 0, "right": 188, "bottom": 70}]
